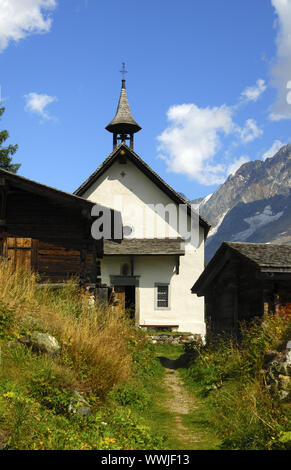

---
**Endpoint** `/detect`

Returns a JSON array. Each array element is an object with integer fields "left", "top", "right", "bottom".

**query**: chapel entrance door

[
  {"left": 113, "top": 285, "right": 135, "bottom": 319},
  {"left": 114, "top": 286, "right": 126, "bottom": 315}
]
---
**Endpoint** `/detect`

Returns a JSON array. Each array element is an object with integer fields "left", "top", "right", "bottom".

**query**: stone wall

[
  {"left": 147, "top": 333, "right": 202, "bottom": 345},
  {"left": 263, "top": 340, "right": 291, "bottom": 401}
]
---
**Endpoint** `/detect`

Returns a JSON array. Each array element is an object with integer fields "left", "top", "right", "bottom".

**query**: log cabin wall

[
  {"left": 4, "top": 190, "right": 89, "bottom": 246},
  {"left": 193, "top": 242, "right": 291, "bottom": 338},
  {"left": 205, "top": 258, "right": 264, "bottom": 336},
  {"left": 0, "top": 170, "right": 109, "bottom": 289},
  {"left": 236, "top": 265, "right": 263, "bottom": 321},
  {"left": 2, "top": 237, "right": 33, "bottom": 272},
  {"left": 0, "top": 236, "right": 101, "bottom": 285},
  {"left": 0, "top": 168, "right": 124, "bottom": 297}
]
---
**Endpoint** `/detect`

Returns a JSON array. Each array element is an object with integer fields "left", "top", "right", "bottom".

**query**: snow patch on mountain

[
  {"left": 200, "top": 193, "right": 213, "bottom": 207},
  {"left": 232, "top": 205, "right": 284, "bottom": 242}
]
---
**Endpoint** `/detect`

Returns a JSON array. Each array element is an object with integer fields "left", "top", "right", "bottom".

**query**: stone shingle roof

[
  {"left": 192, "top": 241, "right": 291, "bottom": 295},
  {"left": 105, "top": 80, "right": 142, "bottom": 135},
  {"left": 104, "top": 238, "right": 185, "bottom": 256},
  {"left": 224, "top": 242, "right": 291, "bottom": 268}
]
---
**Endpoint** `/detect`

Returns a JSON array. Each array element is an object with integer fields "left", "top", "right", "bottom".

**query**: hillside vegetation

[
  {"left": 0, "top": 261, "right": 165, "bottom": 450},
  {"left": 0, "top": 260, "right": 290, "bottom": 450},
  {"left": 182, "top": 315, "right": 291, "bottom": 450}
]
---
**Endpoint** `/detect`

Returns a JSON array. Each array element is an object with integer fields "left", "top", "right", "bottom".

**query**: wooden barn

[
  {"left": 0, "top": 168, "right": 121, "bottom": 292},
  {"left": 191, "top": 242, "right": 291, "bottom": 336}
]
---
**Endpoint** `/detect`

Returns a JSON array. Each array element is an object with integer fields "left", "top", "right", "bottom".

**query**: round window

[{"left": 123, "top": 225, "right": 134, "bottom": 237}]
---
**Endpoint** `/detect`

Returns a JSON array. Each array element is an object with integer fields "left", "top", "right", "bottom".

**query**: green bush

[
  {"left": 208, "top": 378, "right": 286, "bottom": 450},
  {"left": 109, "top": 384, "right": 151, "bottom": 411},
  {"left": 185, "top": 338, "right": 247, "bottom": 395},
  {"left": 29, "top": 368, "right": 75, "bottom": 415},
  {"left": 184, "top": 314, "right": 291, "bottom": 449}
]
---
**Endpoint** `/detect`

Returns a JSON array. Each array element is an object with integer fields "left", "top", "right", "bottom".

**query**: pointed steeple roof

[{"left": 105, "top": 80, "right": 142, "bottom": 135}]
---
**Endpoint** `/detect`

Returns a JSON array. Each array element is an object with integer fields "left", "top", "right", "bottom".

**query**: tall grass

[
  {"left": 0, "top": 260, "right": 167, "bottom": 450},
  {"left": 184, "top": 314, "right": 291, "bottom": 449},
  {"left": 0, "top": 260, "right": 134, "bottom": 396}
]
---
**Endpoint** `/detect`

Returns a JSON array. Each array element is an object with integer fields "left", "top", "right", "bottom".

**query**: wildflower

[
  {"left": 3, "top": 392, "right": 15, "bottom": 398},
  {"left": 104, "top": 437, "right": 116, "bottom": 444}
]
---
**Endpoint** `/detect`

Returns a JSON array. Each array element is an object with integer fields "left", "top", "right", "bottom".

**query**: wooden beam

[
  {"left": 176, "top": 255, "right": 180, "bottom": 275},
  {"left": 233, "top": 282, "right": 239, "bottom": 334},
  {"left": 79, "top": 245, "right": 87, "bottom": 287},
  {"left": 91, "top": 242, "right": 98, "bottom": 284},
  {"left": 194, "top": 249, "right": 232, "bottom": 295},
  {"left": 130, "top": 256, "right": 134, "bottom": 276},
  {"left": 0, "top": 183, "right": 8, "bottom": 232}
]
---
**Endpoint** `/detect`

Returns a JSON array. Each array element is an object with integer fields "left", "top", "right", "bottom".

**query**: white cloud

[
  {"left": 157, "top": 101, "right": 263, "bottom": 185},
  {"left": 157, "top": 103, "right": 234, "bottom": 185},
  {"left": 24, "top": 92, "right": 57, "bottom": 120},
  {"left": 269, "top": 0, "right": 291, "bottom": 120},
  {"left": 0, "top": 0, "right": 57, "bottom": 52},
  {"left": 262, "top": 139, "right": 284, "bottom": 160},
  {"left": 228, "top": 155, "right": 250, "bottom": 176},
  {"left": 236, "top": 119, "right": 263, "bottom": 144},
  {"left": 241, "top": 79, "right": 267, "bottom": 102}
]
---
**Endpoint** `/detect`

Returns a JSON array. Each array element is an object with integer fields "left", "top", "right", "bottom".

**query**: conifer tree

[{"left": 0, "top": 106, "right": 20, "bottom": 173}]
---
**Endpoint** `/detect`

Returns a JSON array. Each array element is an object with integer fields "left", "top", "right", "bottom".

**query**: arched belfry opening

[{"left": 105, "top": 67, "right": 142, "bottom": 150}]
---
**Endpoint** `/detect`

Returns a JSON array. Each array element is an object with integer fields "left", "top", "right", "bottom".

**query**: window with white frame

[{"left": 156, "top": 284, "right": 169, "bottom": 309}]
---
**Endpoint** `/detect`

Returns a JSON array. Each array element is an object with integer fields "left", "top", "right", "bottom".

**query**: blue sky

[{"left": 0, "top": 0, "right": 291, "bottom": 199}]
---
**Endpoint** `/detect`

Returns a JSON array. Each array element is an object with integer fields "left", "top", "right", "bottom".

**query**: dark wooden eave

[
  {"left": 0, "top": 168, "right": 122, "bottom": 251},
  {"left": 0, "top": 168, "right": 96, "bottom": 213},
  {"left": 74, "top": 143, "right": 211, "bottom": 237}
]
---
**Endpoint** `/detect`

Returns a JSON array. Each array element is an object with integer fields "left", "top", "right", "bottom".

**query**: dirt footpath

[{"left": 161, "top": 358, "right": 201, "bottom": 448}]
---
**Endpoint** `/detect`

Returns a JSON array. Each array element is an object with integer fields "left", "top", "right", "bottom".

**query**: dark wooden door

[{"left": 3, "top": 237, "right": 33, "bottom": 271}]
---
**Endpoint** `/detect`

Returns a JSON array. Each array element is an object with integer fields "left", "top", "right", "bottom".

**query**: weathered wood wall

[
  {"left": 205, "top": 259, "right": 264, "bottom": 335},
  {"left": 0, "top": 236, "right": 101, "bottom": 284}
]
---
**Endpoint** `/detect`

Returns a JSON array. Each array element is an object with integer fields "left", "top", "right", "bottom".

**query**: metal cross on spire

[{"left": 120, "top": 62, "right": 128, "bottom": 79}]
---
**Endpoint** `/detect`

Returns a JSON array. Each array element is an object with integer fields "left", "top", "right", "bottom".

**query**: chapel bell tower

[{"left": 105, "top": 63, "right": 142, "bottom": 150}]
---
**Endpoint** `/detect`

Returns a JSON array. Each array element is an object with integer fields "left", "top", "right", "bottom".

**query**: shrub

[
  {"left": 184, "top": 314, "right": 291, "bottom": 449},
  {"left": 208, "top": 378, "right": 286, "bottom": 450},
  {"left": 29, "top": 368, "right": 75, "bottom": 415},
  {"left": 109, "top": 384, "right": 151, "bottom": 412}
]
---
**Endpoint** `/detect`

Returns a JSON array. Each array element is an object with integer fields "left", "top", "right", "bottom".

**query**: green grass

[
  {"left": 139, "top": 344, "right": 221, "bottom": 450},
  {"left": 181, "top": 315, "right": 291, "bottom": 450},
  {"left": 0, "top": 261, "right": 168, "bottom": 450},
  {"left": 0, "top": 334, "right": 167, "bottom": 450},
  {"left": 145, "top": 330, "right": 192, "bottom": 336},
  {"left": 151, "top": 343, "right": 184, "bottom": 359},
  {"left": 1, "top": 261, "right": 289, "bottom": 450}
]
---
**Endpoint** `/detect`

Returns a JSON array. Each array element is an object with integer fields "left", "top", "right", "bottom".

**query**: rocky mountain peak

[{"left": 196, "top": 144, "right": 291, "bottom": 262}]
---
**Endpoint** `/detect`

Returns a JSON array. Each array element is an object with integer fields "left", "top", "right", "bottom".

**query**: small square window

[{"left": 156, "top": 284, "right": 169, "bottom": 308}]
